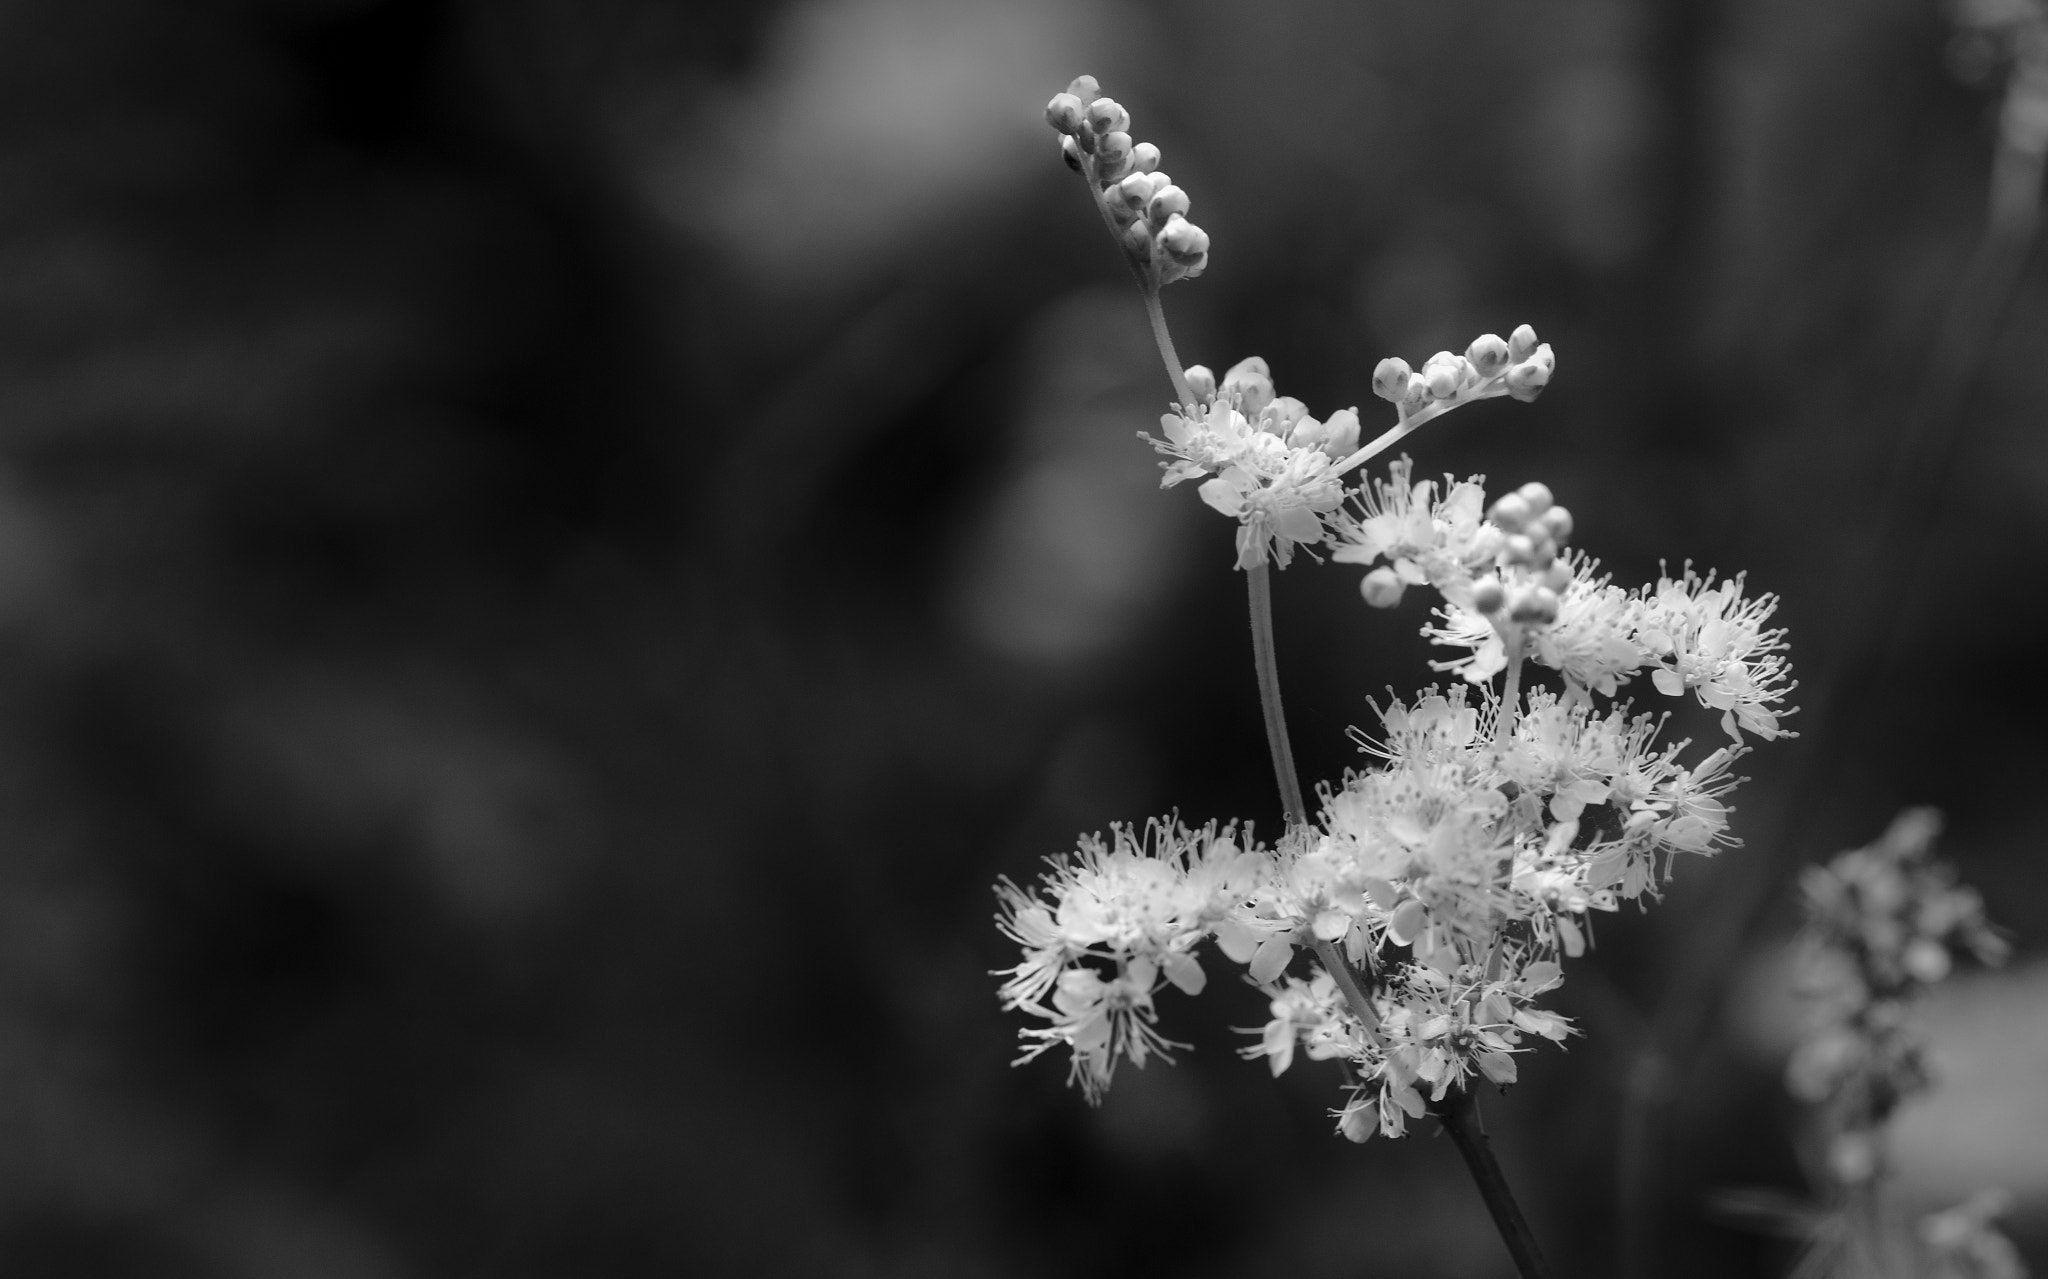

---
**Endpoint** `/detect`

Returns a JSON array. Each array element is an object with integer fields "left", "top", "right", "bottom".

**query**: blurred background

[{"left": 0, "top": 0, "right": 2043, "bottom": 1275}]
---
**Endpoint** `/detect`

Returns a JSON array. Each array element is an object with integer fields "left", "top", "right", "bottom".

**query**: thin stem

[
  {"left": 1431, "top": 1088, "right": 1554, "bottom": 1279},
  {"left": 1246, "top": 563, "right": 1307, "bottom": 824},
  {"left": 1494, "top": 626, "right": 1526, "bottom": 750},
  {"left": 1310, "top": 937, "right": 1385, "bottom": 1044},
  {"left": 1142, "top": 287, "right": 1195, "bottom": 407}
]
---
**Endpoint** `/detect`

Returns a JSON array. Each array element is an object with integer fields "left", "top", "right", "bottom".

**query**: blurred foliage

[{"left": 0, "top": 0, "right": 2041, "bottom": 1276}]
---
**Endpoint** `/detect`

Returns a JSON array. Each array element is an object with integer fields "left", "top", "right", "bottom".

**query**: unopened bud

[
  {"left": 1402, "top": 373, "right": 1430, "bottom": 407},
  {"left": 1266, "top": 396, "right": 1309, "bottom": 431},
  {"left": 1122, "top": 219, "right": 1153, "bottom": 259},
  {"left": 1158, "top": 215, "right": 1208, "bottom": 262},
  {"left": 1183, "top": 364, "right": 1217, "bottom": 402},
  {"left": 1085, "top": 97, "right": 1129, "bottom": 134},
  {"left": 1423, "top": 352, "right": 1468, "bottom": 399},
  {"left": 1540, "top": 560, "right": 1573, "bottom": 592},
  {"left": 1147, "top": 184, "right": 1190, "bottom": 229},
  {"left": 1176, "top": 251, "right": 1208, "bottom": 280},
  {"left": 1060, "top": 135, "right": 1083, "bottom": 172},
  {"left": 1114, "top": 171, "right": 1153, "bottom": 212},
  {"left": 1372, "top": 356, "right": 1413, "bottom": 402},
  {"left": 1095, "top": 130, "right": 1133, "bottom": 177},
  {"left": 1067, "top": 75, "right": 1101, "bottom": 102},
  {"left": 1505, "top": 359, "right": 1550, "bottom": 402},
  {"left": 1321, "top": 406, "right": 1360, "bottom": 456},
  {"left": 1515, "top": 482, "right": 1553, "bottom": 516},
  {"left": 1131, "top": 141, "right": 1160, "bottom": 173},
  {"left": 1537, "top": 504, "right": 1572, "bottom": 543},
  {"left": 1508, "top": 323, "right": 1539, "bottom": 360},
  {"left": 1220, "top": 354, "right": 1272, "bottom": 415},
  {"left": 1360, "top": 566, "right": 1406, "bottom": 608},
  {"left": 1489, "top": 492, "right": 1533, "bottom": 531},
  {"left": 1045, "top": 93, "right": 1085, "bottom": 134},
  {"left": 1471, "top": 576, "right": 1506, "bottom": 613},
  {"left": 1503, "top": 532, "right": 1536, "bottom": 564},
  {"left": 1467, "top": 333, "right": 1510, "bottom": 378},
  {"left": 1510, "top": 585, "right": 1560, "bottom": 624}
]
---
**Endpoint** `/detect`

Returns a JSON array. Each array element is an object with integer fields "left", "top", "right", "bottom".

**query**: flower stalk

[
  {"left": 1246, "top": 563, "right": 1307, "bottom": 825},
  {"left": 1431, "top": 1087, "right": 1554, "bottom": 1279}
]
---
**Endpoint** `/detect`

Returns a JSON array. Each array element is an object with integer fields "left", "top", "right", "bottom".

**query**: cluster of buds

[
  {"left": 1045, "top": 76, "right": 1209, "bottom": 285},
  {"left": 1472, "top": 481, "right": 1576, "bottom": 626},
  {"left": 1786, "top": 808, "right": 2009, "bottom": 1184},
  {"left": 1372, "top": 326, "right": 1555, "bottom": 425}
]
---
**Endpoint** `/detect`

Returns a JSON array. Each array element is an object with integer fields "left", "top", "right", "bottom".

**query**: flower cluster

[
  {"left": 1004, "top": 75, "right": 1798, "bottom": 1164},
  {"left": 995, "top": 676, "right": 1772, "bottom": 1136},
  {"left": 1140, "top": 357, "right": 1361, "bottom": 568},
  {"left": 1326, "top": 462, "right": 1796, "bottom": 742},
  {"left": 1044, "top": 76, "right": 1209, "bottom": 285},
  {"left": 1785, "top": 808, "right": 2009, "bottom": 1183},
  {"left": 1143, "top": 328, "right": 1550, "bottom": 572}
]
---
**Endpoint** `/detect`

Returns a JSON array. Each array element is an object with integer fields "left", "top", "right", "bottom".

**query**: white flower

[{"left": 1635, "top": 566, "right": 1796, "bottom": 742}]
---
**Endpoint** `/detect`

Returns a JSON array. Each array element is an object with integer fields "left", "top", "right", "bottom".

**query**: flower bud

[
  {"left": 1095, "top": 131, "right": 1133, "bottom": 178},
  {"left": 1183, "top": 364, "right": 1217, "bottom": 402},
  {"left": 1372, "top": 356, "right": 1413, "bottom": 402},
  {"left": 1471, "top": 575, "right": 1506, "bottom": 613},
  {"left": 1146, "top": 184, "right": 1190, "bottom": 229},
  {"left": 1467, "top": 332, "right": 1510, "bottom": 378},
  {"left": 1131, "top": 141, "right": 1160, "bottom": 173},
  {"left": 1321, "top": 406, "right": 1360, "bottom": 457},
  {"left": 1045, "top": 93, "right": 1085, "bottom": 134},
  {"left": 1537, "top": 504, "right": 1572, "bottom": 543},
  {"left": 1510, "top": 585, "right": 1560, "bottom": 624},
  {"left": 1508, "top": 323, "right": 1539, "bottom": 361},
  {"left": 1541, "top": 559, "right": 1573, "bottom": 592},
  {"left": 1114, "top": 171, "right": 1153, "bottom": 213},
  {"left": 1423, "top": 351, "right": 1468, "bottom": 399},
  {"left": 1085, "top": 97, "right": 1129, "bottom": 135},
  {"left": 1122, "top": 219, "right": 1153, "bottom": 259},
  {"left": 1221, "top": 355, "right": 1273, "bottom": 416},
  {"left": 1266, "top": 396, "right": 1309, "bottom": 431},
  {"left": 1060, "top": 135, "right": 1083, "bottom": 172},
  {"left": 1175, "top": 251, "right": 1208, "bottom": 280},
  {"left": 1505, "top": 359, "right": 1550, "bottom": 402},
  {"left": 1158, "top": 214, "right": 1208, "bottom": 263},
  {"left": 1515, "top": 482, "right": 1553, "bottom": 516},
  {"left": 1503, "top": 532, "right": 1536, "bottom": 564},
  {"left": 1066, "top": 74, "right": 1101, "bottom": 102},
  {"left": 1402, "top": 374, "right": 1430, "bottom": 408},
  {"left": 1360, "top": 566, "right": 1406, "bottom": 608},
  {"left": 1489, "top": 492, "right": 1532, "bottom": 531}
]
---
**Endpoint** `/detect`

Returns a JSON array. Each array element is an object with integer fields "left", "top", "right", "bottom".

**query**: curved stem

[
  {"left": 1246, "top": 563, "right": 1306, "bottom": 824},
  {"left": 1431, "top": 1088, "right": 1554, "bottom": 1279},
  {"left": 1142, "top": 287, "right": 1195, "bottom": 407}
]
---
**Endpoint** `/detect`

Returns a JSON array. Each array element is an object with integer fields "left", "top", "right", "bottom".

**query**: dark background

[{"left": 0, "top": 0, "right": 2042, "bottom": 1275}]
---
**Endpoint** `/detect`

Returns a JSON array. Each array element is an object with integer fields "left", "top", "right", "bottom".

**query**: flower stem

[
  {"left": 1143, "top": 286, "right": 1196, "bottom": 407},
  {"left": 1494, "top": 626, "right": 1526, "bottom": 750},
  {"left": 1430, "top": 1087, "right": 1554, "bottom": 1279},
  {"left": 1246, "top": 563, "right": 1306, "bottom": 825}
]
